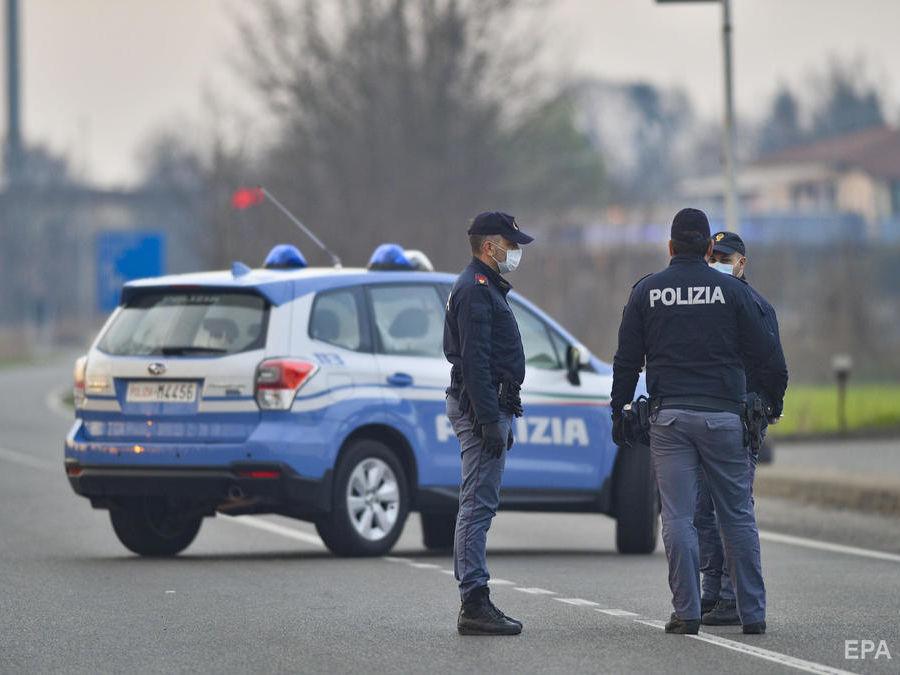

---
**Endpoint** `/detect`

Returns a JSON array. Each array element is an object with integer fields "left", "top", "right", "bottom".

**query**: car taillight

[
  {"left": 73, "top": 355, "right": 88, "bottom": 409},
  {"left": 254, "top": 358, "right": 318, "bottom": 410}
]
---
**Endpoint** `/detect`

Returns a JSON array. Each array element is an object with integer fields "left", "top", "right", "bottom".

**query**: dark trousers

[
  {"left": 446, "top": 394, "right": 512, "bottom": 601},
  {"left": 651, "top": 408, "right": 765, "bottom": 624}
]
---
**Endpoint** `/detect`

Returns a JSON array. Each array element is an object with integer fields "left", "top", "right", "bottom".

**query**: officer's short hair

[
  {"left": 671, "top": 233, "right": 711, "bottom": 256},
  {"left": 469, "top": 234, "right": 488, "bottom": 254}
]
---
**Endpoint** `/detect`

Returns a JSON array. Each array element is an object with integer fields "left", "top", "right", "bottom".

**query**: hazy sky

[{"left": 6, "top": 0, "right": 900, "bottom": 186}]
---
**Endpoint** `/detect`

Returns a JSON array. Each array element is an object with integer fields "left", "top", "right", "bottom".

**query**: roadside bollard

[{"left": 831, "top": 354, "right": 853, "bottom": 436}]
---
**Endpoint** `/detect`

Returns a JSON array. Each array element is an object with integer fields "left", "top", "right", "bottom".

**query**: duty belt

[{"left": 653, "top": 395, "right": 744, "bottom": 417}]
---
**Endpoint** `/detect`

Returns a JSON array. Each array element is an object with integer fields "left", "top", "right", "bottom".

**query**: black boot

[
  {"left": 702, "top": 600, "right": 740, "bottom": 626},
  {"left": 457, "top": 587, "right": 522, "bottom": 636},
  {"left": 665, "top": 612, "right": 700, "bottom": 635},
  {"left": 701, "top": 597, "right": 718, "bottom": 615},
  {"left": 743, "top": 621, "right": 766, "bottom": 635}
]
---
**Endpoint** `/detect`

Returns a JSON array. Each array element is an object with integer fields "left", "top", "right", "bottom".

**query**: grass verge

[{"left": 772, "top": 384, "right": 900, "bottom": 437}]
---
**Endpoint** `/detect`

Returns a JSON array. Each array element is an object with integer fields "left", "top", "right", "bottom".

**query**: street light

[{"left": 656, "top": 0, "right": 740, "bottom": 233}]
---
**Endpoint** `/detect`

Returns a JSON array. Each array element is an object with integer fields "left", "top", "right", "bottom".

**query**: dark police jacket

[
  {"left": 741, "top": 276, "right": 788, "bottom": 416},
  {"left": 610, "top": 254, "right": 787, "bottom": 415},
  {"left": 443, "top": 258, "right": 526, "bottom": 425}
]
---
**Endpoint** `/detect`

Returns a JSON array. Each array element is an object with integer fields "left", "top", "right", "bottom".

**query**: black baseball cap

[
  {"left": 712, "top": 231, "right": 746, "bottom": 257},
  {"left": 670, "top": 207, "right": 711, "bottom": 243},
  {"left": 467, "top": 211, "right": 534, "bottom": 245}
]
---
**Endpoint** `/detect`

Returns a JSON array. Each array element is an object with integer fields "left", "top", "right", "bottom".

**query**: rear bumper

[{"left": 65, "top": 460, "right": 333, "bottom": 516}]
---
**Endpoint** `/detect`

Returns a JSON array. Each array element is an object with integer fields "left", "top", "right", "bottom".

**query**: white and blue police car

[{"left": 65, "top": 244, "right": 656, "bottom": 557}]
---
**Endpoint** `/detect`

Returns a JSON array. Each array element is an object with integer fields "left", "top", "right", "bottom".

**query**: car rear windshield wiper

[{"left": 158, "top": 346, "right": 228, "bottom": 356}]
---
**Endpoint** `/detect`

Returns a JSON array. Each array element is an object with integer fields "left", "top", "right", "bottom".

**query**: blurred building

[{"left": 681, "top": 125, "right": 900, "bottom": 242}]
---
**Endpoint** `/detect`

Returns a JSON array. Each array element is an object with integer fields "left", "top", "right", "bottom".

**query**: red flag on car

[{"left": 231, "top": 187, "right": 265, "bottom": 210}]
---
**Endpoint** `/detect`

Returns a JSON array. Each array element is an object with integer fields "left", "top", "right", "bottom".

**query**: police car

[{"left": 65, "top": 244, "right": 656, "bottom": 558}]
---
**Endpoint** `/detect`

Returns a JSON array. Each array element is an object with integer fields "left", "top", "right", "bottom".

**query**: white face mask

[
  {"left": 490, "top": 243, "right": 522, "bottom": 274},
  {"left": 709, "top": 261, "right": 735, "bottom": 276}
]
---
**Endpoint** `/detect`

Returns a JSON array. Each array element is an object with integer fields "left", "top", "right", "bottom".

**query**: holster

[
  {"left": 498, "top": 378, "right": 523, "bottom": 417},
  {"left": 743, "top": 392, "right": 766, "bottom": 453},
  {"left": 623, "top": 395, "right": 652, "bottom": 446}
]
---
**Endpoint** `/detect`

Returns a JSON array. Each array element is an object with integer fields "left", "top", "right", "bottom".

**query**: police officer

[
  {"left": 697, "top": 231, "right": 788, "bottom": 626},
  {"left": 443, "top": 211, "right": 533, "bottom": 636},
  {"left": 610, "top": 208, "right": 786, "bottom": 635}
]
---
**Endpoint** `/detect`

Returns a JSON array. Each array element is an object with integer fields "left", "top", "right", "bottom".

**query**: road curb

[{"left": 755, "top": 467, "right": 900, "bottom": 517}]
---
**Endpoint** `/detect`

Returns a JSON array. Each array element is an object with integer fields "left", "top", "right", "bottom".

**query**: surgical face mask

[
  {"left": 709, "top": 261, "right": 735, "bottom": 276},
  {"left": 490, "top": 243, "right": 522, "bottom": 274}
]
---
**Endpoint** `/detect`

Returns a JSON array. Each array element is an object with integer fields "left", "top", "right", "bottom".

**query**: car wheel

[
  {"left": 315, "top": 438, "right": 409, "bottom": 556},
  {"left": 613, "top": 441, "right": 659, "bottom": 554},
  {"left": 109, "top": 497, "right": 203, "bottom": 557},
  {"left": 421, "top": 513, "right": 456, "bottom": 551}
]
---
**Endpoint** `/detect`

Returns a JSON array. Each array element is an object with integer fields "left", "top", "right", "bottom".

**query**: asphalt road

[{"left": 2, "top": 357, "right": 899, "bottom": 674}]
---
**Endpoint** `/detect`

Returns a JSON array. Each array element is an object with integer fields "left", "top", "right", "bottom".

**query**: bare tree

[{"left": 233, "top": 0, "right": 604, "bottom": 269}]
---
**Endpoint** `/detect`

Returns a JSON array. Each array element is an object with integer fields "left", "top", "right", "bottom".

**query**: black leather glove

[
  {"left": 481, "top": 422, "right": 507, "bottom": 458},
  {"left": 611, "top": 412, "right": 629, "bottom": 448}
]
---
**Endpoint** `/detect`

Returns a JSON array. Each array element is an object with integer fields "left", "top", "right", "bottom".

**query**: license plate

[{"left": 126, "top": 381, "right": 197, "bottom": 403}]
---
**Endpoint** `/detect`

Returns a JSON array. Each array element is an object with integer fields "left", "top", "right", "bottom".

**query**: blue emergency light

[
  {"left": 264, "top": 244, "right": 308, "bottom": 269},
  {"left": 367, "top": 243, "right": 415, "bottom": 271}
]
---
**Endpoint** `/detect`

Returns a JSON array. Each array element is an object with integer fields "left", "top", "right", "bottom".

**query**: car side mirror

[{"left": 565, "top": 343, "right": 592, "bottom": 386}]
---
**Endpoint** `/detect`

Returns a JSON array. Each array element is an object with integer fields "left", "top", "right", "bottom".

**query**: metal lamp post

[{"left": 657, "top": 0, "right": 740, "bottom": 233}]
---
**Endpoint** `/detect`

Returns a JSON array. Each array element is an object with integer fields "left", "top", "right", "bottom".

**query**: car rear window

[{"left": 97, "top": 291, "right": 269, "bottom": 356}]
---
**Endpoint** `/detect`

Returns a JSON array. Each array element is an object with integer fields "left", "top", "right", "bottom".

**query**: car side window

[
  {"left": 510, "top": 300, "right": 563, "bottom": 370},
  {"left": 549, "top": 329, "right": 570, "bottom": 366},
  {"left": 309, "top": 288, "right": 365, "bottom": 351},
  {"left": 368, "top": 284, "right": 445, "bottom": 358}
]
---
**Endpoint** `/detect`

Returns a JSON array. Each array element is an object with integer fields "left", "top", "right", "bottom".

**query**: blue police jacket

[
  {"left": 610, "top": 254, "right": 787, "bottom": 414},
  {"left": 741, "top": 276, "right": 788, "bottom": 416},
  {"left": 443, "top": 257, "right": 526, "bottom": 425}
]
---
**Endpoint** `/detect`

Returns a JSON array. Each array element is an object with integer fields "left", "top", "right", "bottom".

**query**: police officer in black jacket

[
  {"left": 443, "top": 211, "right": 532, "bottom": 636},
  {"left": 611, "top": 208, "right": 786, "bottom": 636},
  {"left": 697, "top": 231, "right": 788, "bottom": 625}
]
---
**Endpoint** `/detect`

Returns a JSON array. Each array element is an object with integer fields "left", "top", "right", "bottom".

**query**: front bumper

[{"left": 65, "top": 460, "right": 333, "bottom": 516}]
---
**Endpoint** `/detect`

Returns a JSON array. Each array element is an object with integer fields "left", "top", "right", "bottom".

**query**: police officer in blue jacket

[
  {"left": 443, "top": 211, "right": 532, "bottom": 636},
  {"left": 611, "top": 208, "right": 786, "bottom": 635},
  {"left": 697, "top": 231, "right": 788, "bottom": 625}
]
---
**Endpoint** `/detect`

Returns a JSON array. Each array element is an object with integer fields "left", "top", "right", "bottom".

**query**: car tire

[
  {"left": 421, "top": 513, "right": 456, "bottom": 551},
  {"left": 109, "top": 497, "right": 202, "bottom": 557},
  {"left": 315, "top": 438, "right": 409, "bottom": 557},
  {"left": 613, "top": 441, "right": 659, "bottom": 554}
]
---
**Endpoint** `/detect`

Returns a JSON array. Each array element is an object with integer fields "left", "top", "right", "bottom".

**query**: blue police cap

[
  {"left": 712, "top": 231, "right": 746, "bottom": 256},
  {"left": 671, "top": 208, "right": 711, "bottom": 243},
  {"left": 467, "top": 211, "right": 534, "bottom": 245},
  {"left": 264, "top": 244, "right": 308, "bottom": 269},
  {"left": 368, "top": 243, "right": 415, "bottom": 270}
]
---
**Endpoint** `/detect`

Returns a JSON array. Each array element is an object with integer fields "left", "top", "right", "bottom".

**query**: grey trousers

[
  {"left": 651, "top": 408, "right": 765, "bottom": 625},
  {"left": 447, "top": 393, "right": 511, "bottom": 601},
  {"left": 696, "top": 429, "right": 763, "bottom": 603}
]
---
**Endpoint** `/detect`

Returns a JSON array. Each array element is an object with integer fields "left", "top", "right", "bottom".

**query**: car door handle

[{"left": 386, "top": 372, "right": 414, "bottom": 387}]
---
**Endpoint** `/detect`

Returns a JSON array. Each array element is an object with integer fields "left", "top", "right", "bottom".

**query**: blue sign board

[{"left": 96, "top": 231, "right": 165, "bottom": 312}]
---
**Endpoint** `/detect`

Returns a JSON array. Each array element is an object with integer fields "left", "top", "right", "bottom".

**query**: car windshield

[{"left": 97, "top": 291, "right": 269, "bottom": 356}]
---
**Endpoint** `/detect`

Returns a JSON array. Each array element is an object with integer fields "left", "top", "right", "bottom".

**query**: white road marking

[
  {"left": 635, "top": 619, "right": 856, "bottom": 675},
  {"left": 554, "top": 598, "right": 599, "bottom": 607},
  {"left": 409, "top": 562, "right": 441, "bottom": 569},
  {"left": 382, "top": 556, "right": 412, "bottom": 563},
  {"left": 0, "top": 445, "right": 58, "bottom": 472},
  {"left": 441, "top": 569, "right": 455, "bottom": 576},
  {"left": 760, "top": 529, "right": 900, "bottom": 564},
  {"left": 223, "top": 515, "right": 325, "bottom": 548},
  {"left": 165, "top": 590, "right": 176, "bottom": 594},
  {"left": 596, "top": 609, "right": 640, "bottom": 617},
  {"left": 488, "top": 578, "right": 516, "bottom": 586},
  {"left": 514, "top": 587, "right": 557, "bottom": 595}
]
